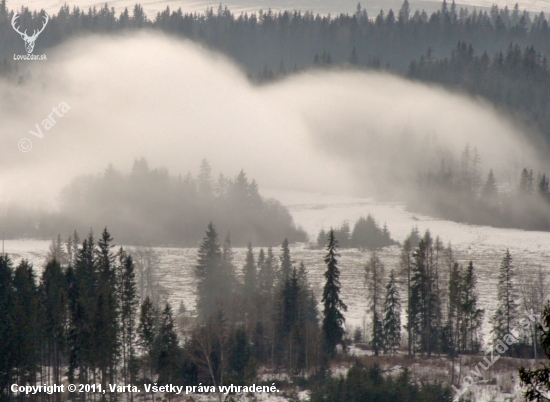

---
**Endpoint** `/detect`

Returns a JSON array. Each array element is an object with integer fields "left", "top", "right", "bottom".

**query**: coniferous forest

[{"left": 1, "top": 158, "right": 306, "bottom": 246}]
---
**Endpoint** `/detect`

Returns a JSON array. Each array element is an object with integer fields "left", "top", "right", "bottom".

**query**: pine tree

[
  {"left": 155, "top": 303, "right": 179, "bottom": 384},
  {"left": 461, "top": 261, "right": 484, "bottom": 353},
  {"left": 491, "top": 249, "right": 518, "bottom": 346},
  {"left": 399, "top": 236, "right": 414, "bottom": 356},
  {"left": 95, "top": 228, "right": 118, "bottom": 395},
  {"left": 68, "top": 231, "right": 96, "bottom": 386},
  {"left": 279, "top": 238, "right": 293, "bottom": 283},
  {"left": 195, "top": 223, "right": 222, "bottom": 319},
  {"left": 40, "top": 258, "right": 68, "bottom": 387},
  {"left": 12, "top": 260, "right": 39, "bottom": 389},
  {"left": 275, "top": 268, "right": 306, "bottom": 374},
  {"left": 322, "top": 229, "right": 347, "bottom": 356},
  {"left": 119, "top": 250, "right": 139, "bottom": 386},
  {"left": 365, "top": 251, "right": 385, "bottom": 355},
  {"left": 482, "top": 169, "right": 498, "bottom": 199},
  {"left": 138, "top": 296, "right": 157, "bottom": 381},
  {"left": 383, "top": 270, "right": 401, "bottom": 355}
]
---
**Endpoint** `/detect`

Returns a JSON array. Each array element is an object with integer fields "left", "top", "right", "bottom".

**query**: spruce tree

[
  {"left": 399, "top": 236, "right": 413, "bottom": 356},
  {"left": 383, "top": 270, "right": 401, "bottom": 355},
  {"left": 279, "top": 238, "right": 293, "bottom": 283},
  {"left": 40, "top": 258, "right": 68, "bottom": 386},
  {"left": 491, "top": 249, "right": 518, "bottom": 345},
  {"left": 482, "top": 169, "right": 498, "bottom": 199},
  {"left": 462, "top": 261, "right": 484, "bottom": 353},
  {"left": 118, "top": 250, "right": 139, "bottom": 386},
  {"left": 138, "top": 296, "right": 157, "bottom": 381},
  {"left": 365, "top": 251, "right": 385, "bottom": 355},
  {"left": 12, "top": 260, "right": 39, "bottom": 389},
  {"left": 195, "top": 223, "right": 222, "bottom": 319},
  {"left": 155, "top": 303, "right": 179, "bottom": 384},
  {"left": 95, "top": 228, "right": 118, "bottom": 395},
  {"left": 321, "top": 229, "right": 347, "bottom": 356}
]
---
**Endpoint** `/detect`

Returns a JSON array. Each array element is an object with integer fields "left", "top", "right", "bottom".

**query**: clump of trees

[
  {"left": 311, "top": 360, "right": 454, "bottom": 402},
  {"left": 411, "top": 145, "right": 550, "bottom": 231},
  {"left": 0, "top": 228, "right": 181, "bottom": 402},
  {"left": 1, "top": 158, "right": 307, "bottom": 246},
  {"left": 317, "top": 215, "right": 397, "bottom": 249}
]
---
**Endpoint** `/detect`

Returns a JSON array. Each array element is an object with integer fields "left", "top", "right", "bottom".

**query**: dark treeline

[
  {"left": 316, "top": 214, "right": 398, "bottom": 249},
  {"left": 1, "top": 158, "right": 306, "bottom": 246},
  {"left": 2, "top": 0, "right": 550, "bottom": 73},
  {"left": 1, "top": 224, "right": 462, "bottom": 402},
  {"left": 412, "top": 144, "right": 550, "bottom": 230}
]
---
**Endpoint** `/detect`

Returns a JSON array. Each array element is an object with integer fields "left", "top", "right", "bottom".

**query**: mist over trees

[
  {"left": 411, "top": 144, "right": 550, "bottom": 230},
  {"left": 3, "top": 0, "right": 550, "bottom": 142},
  {"left": 1, "top": 158, "right": 307, "bottom": 246}
]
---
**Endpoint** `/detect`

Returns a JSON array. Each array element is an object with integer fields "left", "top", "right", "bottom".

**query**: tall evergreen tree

[
  {"left": 95, "top": 228, "right": 118, "bottom": 397},
  {"left": 11, "top": 260, "right": 39, "bottom": 389},
  {"left": 491, "top": 249, "right": 518, "bottom": 345},
  {"left": 195, "top": 223, "right": 223, "bottom": 319},
  {"left": 482, "top": 169, "right": 498, "bottom": 199},
  {"left": 400, "top": 235, "right": 414, "bottom": 356},
  {"left": 383, "top": 270, "right": 401, "bottom": 355},
  {"left": 461, "top": 261, "right": 484, "bottom": 353},
  {"left": 138, "top": 296, "right": 157, "bottom": 381},
  {"left": 279, "top": 238, "right": 293, "bottom": 283},
  {"left": 118, "top": 250, "right": 139, "bottom": 387},
  {"left": 155, "top": 303, "right": 179, "bottom": 384},
  {"left": 321, "top": 230, "right": 348, "bottom": 356},
  {"left": 40, "top": 258, "right": 68, "bottom": 389},
  {"left": 365, "top": 251, "right": 385, "bottom": 355}
]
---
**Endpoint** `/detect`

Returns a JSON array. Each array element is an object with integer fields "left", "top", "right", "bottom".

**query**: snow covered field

[
  {"left": 10, "top": 188, "right": 550, "bottom": 339},
  {"left": 7, "top": 0, "right": 550, "bottom": 21}
]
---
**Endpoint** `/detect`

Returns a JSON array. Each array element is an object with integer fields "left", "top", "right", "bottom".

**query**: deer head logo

[{"left": 12, "top": 13, "right": 49, "bottom": 54}]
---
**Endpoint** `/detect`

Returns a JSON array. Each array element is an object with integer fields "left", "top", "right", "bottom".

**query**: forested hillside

[{"left": 1, "top": 159, "right": 307, "bottom": 246}]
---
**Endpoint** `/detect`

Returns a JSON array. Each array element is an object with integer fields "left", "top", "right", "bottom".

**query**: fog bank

[{"left": 0, "top": 32, "right": 542, "bottom": 209}]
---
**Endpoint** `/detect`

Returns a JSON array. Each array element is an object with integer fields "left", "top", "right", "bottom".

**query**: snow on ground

[
  {"left": 12, "top": 188, "right": 550, "bottom": 344},
  {"left": 7, "top": 0, "right": 550, "bottom": 22}
]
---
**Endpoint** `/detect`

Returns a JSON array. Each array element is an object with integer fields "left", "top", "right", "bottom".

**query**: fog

[{"left": 0, "top": 32, "right": 543, "bottom": 210}]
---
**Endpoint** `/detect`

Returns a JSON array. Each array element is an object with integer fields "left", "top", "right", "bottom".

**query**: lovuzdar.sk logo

[{"left": 12, "top": 12, "right": 49, "bottom": 61}]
